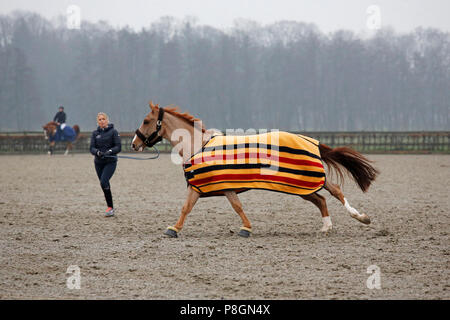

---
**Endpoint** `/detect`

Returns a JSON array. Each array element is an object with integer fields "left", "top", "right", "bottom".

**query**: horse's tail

[
  {"left": 73, "top": 125, "right": 80, "bottom": 142},
  {"left": 319, "top": 143, "right": 379, "bottom": 192}
]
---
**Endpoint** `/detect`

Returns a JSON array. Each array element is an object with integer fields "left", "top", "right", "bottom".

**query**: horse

[
  {"left": 131, "top": 102, "right": 379, "bottom": 238},
  {"left": 43, "top": 121, "right": 80, "bottom": 155}
]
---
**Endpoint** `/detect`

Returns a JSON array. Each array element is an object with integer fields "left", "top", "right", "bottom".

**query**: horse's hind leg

[
  {"left": 64, "top": 143, "right": 72, "bottom": 156},
  {"left": 224, "top": 191, "right": 252, "bottom": 237},
  {"left": 164, "top": 186, "right": 200, "bottom": 238},
  {"left": 324, "top": 181, "right": 370, "bottom": 225},
  {"left": 301, "top": 193, "right": 332, "bottom": 232}
]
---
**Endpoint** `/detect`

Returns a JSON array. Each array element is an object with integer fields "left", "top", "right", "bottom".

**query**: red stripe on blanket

[
  {"left": 191, "top": 153, "right": 323, "bottom": 168},
  {"left": 191, "top": 173, "right": 325, "bottom": 189}
]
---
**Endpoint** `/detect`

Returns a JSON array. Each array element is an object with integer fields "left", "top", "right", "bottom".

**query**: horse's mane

[
  {"left": 156, "top": 104, "right": 206, "bottom": 133},
  {"left": 43, "top": 121, "right": 58, "bottom": 129}
]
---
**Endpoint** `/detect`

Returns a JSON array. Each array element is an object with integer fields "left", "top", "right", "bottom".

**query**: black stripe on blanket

[
  {"left": 196, "top": 180, "right": 318, "bottom": 191},
  {"left": 201, "top": 143, "right": 322, "bottom": 160},
  {"left": 184, "top": 163, "right": 325, "bottom": 180}
]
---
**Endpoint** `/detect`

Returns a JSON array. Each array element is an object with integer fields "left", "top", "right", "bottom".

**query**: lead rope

[{"left": 104, "top": 145, "right": 160, "bottom": 160}]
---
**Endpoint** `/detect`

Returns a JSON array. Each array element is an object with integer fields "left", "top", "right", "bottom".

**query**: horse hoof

[
  {"left": 238, "top": 227, "right": 252, "bottom": 238},
  {"left": 351, "top": 212, "right": 371, "bottom": 225},
  {"left": 359, "top": 214, "right": 371, "bottom": 225},
  {"left": 164, "top": 227, "right": 178, "bottom": 238}
]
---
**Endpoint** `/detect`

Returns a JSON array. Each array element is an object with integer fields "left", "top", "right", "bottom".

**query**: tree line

[{"left": 0, "top": 11, "right": 449, "bottom": 131}]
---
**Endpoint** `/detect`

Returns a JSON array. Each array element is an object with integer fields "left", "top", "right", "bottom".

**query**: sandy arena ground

[{"left": 0, "top": 153, "right": 449, "bottom": 299}]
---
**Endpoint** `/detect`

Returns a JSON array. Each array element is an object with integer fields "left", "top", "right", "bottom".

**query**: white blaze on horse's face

[
  {"left": 43, "top": 122, "right": 60, "bottom": 142},
  {"left": 132, "top": 114, "right": 156, "bottom": 152},
  {"left": 43, "top": 125, "right": 53, "bottom": 140}
]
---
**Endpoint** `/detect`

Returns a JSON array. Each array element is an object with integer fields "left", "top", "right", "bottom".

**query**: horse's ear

[{"left": 149, "top": 101, "right": 159, "bottom": 114}]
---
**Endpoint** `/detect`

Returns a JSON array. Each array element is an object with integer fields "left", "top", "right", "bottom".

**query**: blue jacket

[{"left": 90, "top": 124, "right": 121, "bottom": 163}]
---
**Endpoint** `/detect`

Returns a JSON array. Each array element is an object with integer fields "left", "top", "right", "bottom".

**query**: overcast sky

[{"left": 1, "top": 0, "right": 450, "bottom": 34}]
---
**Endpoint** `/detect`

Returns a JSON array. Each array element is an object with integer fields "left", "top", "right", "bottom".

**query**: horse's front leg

[
  {"left": 164, "top": 186, "right": 200, "bottom": 238},
  {"left": 224, "top": 191, "right": 252, "bottom": 238},
  {"left": 48, "top": 141, "right": 55, "bottom": 155}
]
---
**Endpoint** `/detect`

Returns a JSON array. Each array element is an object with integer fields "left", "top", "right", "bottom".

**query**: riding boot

[{"left": 102, "top": 187, "right": 113, "bottom": 208}]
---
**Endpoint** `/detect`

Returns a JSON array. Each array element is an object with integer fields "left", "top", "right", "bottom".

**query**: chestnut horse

[
  {"left": 43, "top": 121, "right": 80, "bottom": 155},
  {"left": 132, "top": 102, "right": 379, "bottom": 238}
]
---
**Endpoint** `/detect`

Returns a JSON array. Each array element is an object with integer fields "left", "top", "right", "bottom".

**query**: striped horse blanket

[{"left": 183, "top": 131, "right": 326, "bottom": 197}]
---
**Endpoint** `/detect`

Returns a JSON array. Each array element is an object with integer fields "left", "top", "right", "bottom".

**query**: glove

[
  {"left": 96, "top": 150, "right": 104, "bottom": 158},
  {"left": 105, "top": 149, "right": 113, "bottom": 156}
]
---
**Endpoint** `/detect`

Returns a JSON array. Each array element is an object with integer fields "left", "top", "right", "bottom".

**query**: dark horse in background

[{"left": 43, "top": 121, "right": 80, "bottom": 155}]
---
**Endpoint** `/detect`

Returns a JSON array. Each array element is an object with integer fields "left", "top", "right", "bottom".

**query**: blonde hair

[{"left": 97, "top": 112, "right": 109, "bottom": 120}]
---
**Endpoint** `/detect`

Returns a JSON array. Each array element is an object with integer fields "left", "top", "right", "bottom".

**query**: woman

[{"left": 90, "top": 112, "right": 121, "bottom": 217}]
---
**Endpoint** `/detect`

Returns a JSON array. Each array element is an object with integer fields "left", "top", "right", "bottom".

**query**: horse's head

[
  {"left": 131, "top": 101, "right": 163, "bottom": 152},
  {"left": 43, "top": 121, "right": 58, "bottom": 140}
]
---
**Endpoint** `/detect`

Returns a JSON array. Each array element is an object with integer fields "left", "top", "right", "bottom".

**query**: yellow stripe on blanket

[{"left": 183, "top": 131, "right": 326, "bottom": 197}]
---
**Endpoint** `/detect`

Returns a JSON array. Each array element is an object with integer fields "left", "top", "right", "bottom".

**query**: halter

[{"left": 134, "top": 107, "right": 165, "bottom": 148}]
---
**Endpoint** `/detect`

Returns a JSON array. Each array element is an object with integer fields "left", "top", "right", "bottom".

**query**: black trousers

[{"left": 95, "top": 161, "right": 117, "bottom": 208}]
